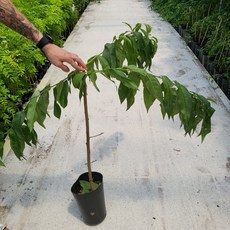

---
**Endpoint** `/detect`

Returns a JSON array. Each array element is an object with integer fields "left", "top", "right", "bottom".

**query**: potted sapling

[{"left": 0, "top": 23, "right": 215, "bottom": 225}]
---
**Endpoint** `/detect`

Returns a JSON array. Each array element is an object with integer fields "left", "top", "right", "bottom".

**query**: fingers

[
  {"left": 0, "top": 224, "right": 9, "bottom": 230},
  {"left": 58, "top": 63, "right": 70, "bottom": 72},
  {"left": 56, "top": 52, "right": 87, "bottom": 72},
  {"left": 70, "top": 54, "right": 87, "bottom": 71},
  {"left": 43, "top": 44, "right": 87, "bottom": 72},
  {"left": 55, "top": 58, "right": 86, "bottom": 73}
]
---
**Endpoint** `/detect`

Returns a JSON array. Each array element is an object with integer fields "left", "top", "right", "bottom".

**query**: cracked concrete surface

[{"left": 1, "top": 0, "right": 230, "bottom": 229}]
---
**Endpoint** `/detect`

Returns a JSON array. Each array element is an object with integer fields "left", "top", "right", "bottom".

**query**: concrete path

[{"left": 1, "top": 0, "right": 230, "bottom": 229}]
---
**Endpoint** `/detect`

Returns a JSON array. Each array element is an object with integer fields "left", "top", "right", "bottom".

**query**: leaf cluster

[{"left": 0, "top": 23, "right": 215, "bottom": 166}]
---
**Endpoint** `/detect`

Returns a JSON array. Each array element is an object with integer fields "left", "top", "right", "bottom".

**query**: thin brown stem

[
  {"left": 83, "top": 84, "right": 95, "bottom": 191},
  {"left": 90, "top": 132, "right": 104, "bottom": 139}
]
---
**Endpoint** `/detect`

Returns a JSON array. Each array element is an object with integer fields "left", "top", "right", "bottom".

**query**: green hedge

[
  {"left": 0, "top": 0, "right": 92, "bottom": 135},
  {"left": 151, "top": 0, "right": 230, "bottom": 79}
]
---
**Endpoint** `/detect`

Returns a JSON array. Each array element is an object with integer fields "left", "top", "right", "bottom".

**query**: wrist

[
  {"left": 37, "top": 33, "right": 54, "bottom": 49},
  {"left": 34, "top": 31, "right": 43, "bottom": 43}
]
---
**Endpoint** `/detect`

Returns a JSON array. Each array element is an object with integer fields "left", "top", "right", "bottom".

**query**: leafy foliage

[
  {"left": 151, "top": 0, "right": 230, "bottom": 79},
  {"left": 0, "top": 23, "right": 215, "bottom": 165}
]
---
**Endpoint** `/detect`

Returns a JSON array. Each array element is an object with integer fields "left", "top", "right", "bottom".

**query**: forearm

[
  {"left": 0, "top": 0, "right": 42, "bottom": 43},
  {"left": 0, "top": 0, "right": 87, "bottom": 72}
]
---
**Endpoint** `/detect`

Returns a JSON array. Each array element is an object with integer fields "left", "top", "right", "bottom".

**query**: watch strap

[{"left": 37, "top": 33, "right": 54, "bottom": 49}]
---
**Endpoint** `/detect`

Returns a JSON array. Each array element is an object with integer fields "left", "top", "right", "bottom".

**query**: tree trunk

[{"left": 83, "top": 84, "right": 95, "bottom": 191}]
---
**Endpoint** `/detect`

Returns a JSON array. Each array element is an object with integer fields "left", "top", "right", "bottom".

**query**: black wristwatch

[{"left": 37, "top": 33, "right": 54, "bottom": 49}]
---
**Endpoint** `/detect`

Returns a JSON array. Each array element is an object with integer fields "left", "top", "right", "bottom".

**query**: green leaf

[
  {"left": 98, "top": 56, "right": 110, "bottom": 78},
  {"left": 123, "top": 22, "right": 132, "bottom": 30},
  {"left": 31, "top": 129, "right": 38, "bottom": 145},
  {"left": 176, "top": 82, "right": 194, "bottom": 124},
  {"left": 54, "top": 100, "right": 61, "bottom": 119},
  {"left": 145, "top": 24, "right": 152, "bottom": 34},
  {"left": 98, "top": 56, "right": 110, "bottom": 70},
  {"left": 53, "top": 80, "right": 69, "bottom": 109},
  {"left": 11, "top": 112, "right": 35, "bottom": 146},
  {"left": 140, "top": 28, "right": 148, "bottom": 38},
  {"left": 114, "top": 42, "right": 126, "bottom": 66},
  {"left": 35, "top": 107, "right": 46, "bottom": 128},
  {"left": 88, "top": 71, "right": 100, "bottom": 92},
  {"left": 133, "top": 23, "right": 142, "bottom": 31},
  {"left": 0, "top": 131, "right": 5, "bottom": 159},
  {"left": 38, "top": 86, "right": 50, "bottom": 114},
  {"left": 125, "top": 36, "right": 138, "bottom": 65},
  {"left": 72, "top": 72, "right": 86, "bottom": 87},
  {"left": 71, "top": 72, "right": 86, "bottom": 89},
  {"left": 26, "top": 95, "right": 38, "bottom": 132},
  {"left": 143, "top": 86, "right": 156, "bottom": 111},
  {"left": 9, "top": 128, "right": 25, "bottom": 159},
  {"left": 200, "top": 107, "right": 215, "bottom": 141},
  {"left": 70, "top": 72, "right": 87, "bottom": 98},
  {"left": 11, "top": 111, "right": 28, "bottom": 140},
  {"left": 102, "top": 43, "right": 118, "bottom": 68},
  {"left": 118, "top": 82, "right": 137, "bottom": 110},
  {"left": 125, "top": 65, "right": 147, "bottom": 77},
  {"left": 79, "top": 180, "right": 101, "bottom": 194},
  {"left": 126, "top": 89, "right": 136, "bottom": 110},
  {"left": 145, "top": 74, "right": 163, "bottom": 102},
  {"left": 161, "top": 76, "right": 178, "bottom": 118},
  {"left": 196, "top": 94, "right": 215, "bottom": 141},
  {"left": 59, "top": 81, "right": 69, "bottom": 108},
  {"left": 35, "top": 90, "right": 49, "bottom": 128},
  {"left": 0, "top": 159, "right": 5, "bottom": 167},
  {"left": 118, "top": 83, "right": 129, "bottom": 103},
  {"left": 87, "top": 55, "right": 98, "bottom": 67},
  {"left": 134, "top": 40, "right": 144, "bottom": 58},
  {"left": 79, "top": 180, "right": 91, "bottom": 194},
  {"left": 110, "top": 69, "right": 138, "bottom": 89},
  {"left": 11, "top": 111, "right": 25, "bottom": 130},
  {"left": 21, "top": 125, "right": 34, "bottom": 145},
  {"left": 128, "top": 71, "right": 141, "bottom": 88}
]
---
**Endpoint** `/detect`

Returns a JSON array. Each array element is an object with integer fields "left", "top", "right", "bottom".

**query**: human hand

[
  {"left": 0, "top": 224, "right": 9, "bottom": 230},
  {"left": 42, "top": 44, "right": 87, "bottom": 72}
]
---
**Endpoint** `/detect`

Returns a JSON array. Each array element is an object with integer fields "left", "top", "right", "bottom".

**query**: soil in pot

[{"left": 71, "top": 172, "right": 106, "bottom": 226}]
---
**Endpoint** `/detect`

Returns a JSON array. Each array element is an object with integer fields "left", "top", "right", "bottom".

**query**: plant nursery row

[
  {"left": 151, "top": 0, "right": 230, "bottom": 99},
  {"left": 0, "top": 0, "right": 92, "bottom": 135}
]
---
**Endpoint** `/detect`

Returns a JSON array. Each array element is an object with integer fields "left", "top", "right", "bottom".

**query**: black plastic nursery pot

[{"left": 71, "top": 172, "right": 106, "bottom": 226}]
